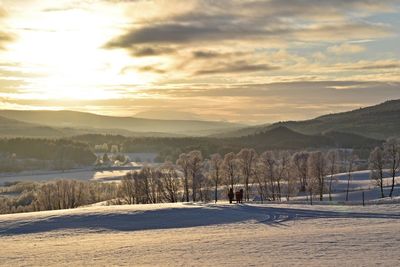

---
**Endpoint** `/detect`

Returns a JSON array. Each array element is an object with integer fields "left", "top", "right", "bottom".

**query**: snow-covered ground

[
  {"left": 0, "top": 169, "right": 131, "bottom": 185},
  {"left": 1, "top": 202, "right": 399, "bottom": 266}
]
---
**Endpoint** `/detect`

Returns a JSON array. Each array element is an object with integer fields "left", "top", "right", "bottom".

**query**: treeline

[
  {"left": 0, "top": 138, "right": 96, "bottom": 171},
  {"left": 118, "top": 149, "right": 349, "bottom": 205},
  {"left": 72, "top": 127, "right": 380, "bottom": 163},
  {"left": 119, "top": 138, "right": 399, "bottom": 205},
  {"left": 2, "top": 138, "right": 397, "bottom": 214},
  {"left": 0, "top": 180, "right": 118, "bottom": 214}
]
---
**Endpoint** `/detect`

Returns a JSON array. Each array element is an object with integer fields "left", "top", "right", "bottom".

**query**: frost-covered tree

[
  {"left": 384, "top": 138, "right": 400, "bottom": 197},
  {"left": 120, "top": 172, "right": 136, "bottom": 204},
  {"left": 275, "top": 151, "right": 291, "bottom": 201},
  {"left": 369, "top": 147, "right": 385, "bottom": 198},
  {"left": 159, "top": 162, "right": 180, "bottom": 203},
  {"left": 176, "top": 153, "right": 190, "bottom": 202},
  {"left": 222, "top": 152, "right": 239, "bottom": 189},
  {"left": 291, "top": 151, "right": 309, "bottom": 192},
  {"left": 187, "top": 150, "right": 203, "bottom": 202},
  {"left": 237, "top": 148, "right": 257, "bottom": 201},
  {"left": 210, "top": 153, "right": 223, "bottom": 203},
  {"left": 326, "top": 150, "right": 339, "bottom": 201},
  {"left": 308, "top": 151, "right": 327, "bottom": 201},
  {"left": 259, "top": 151, "right": 276, "bottom": 201},
  {"left": 345, "top": 152, "right": 358, "bottom": 201}
]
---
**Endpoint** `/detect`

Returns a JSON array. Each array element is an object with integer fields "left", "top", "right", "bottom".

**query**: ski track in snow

[{"left": 1, "top": 203, "right": 400, "bottom": 266}]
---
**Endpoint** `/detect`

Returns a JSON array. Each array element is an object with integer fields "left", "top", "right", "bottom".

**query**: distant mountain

[
  {"left": 0, "top": 116, "right": 65, "bottom": 137},
  {"left": 0, "top": 115, "right": 188, "bottom": 138},
  {"left": 134, "top": 110, "right": 202, "bottom": 120},
  {"left": 215, "top": 99, "right": 400, "bottom": 140},
  {"left": 0, "top": 110, "right": 243, "bottom": 137},
  {"left": 237, "top": 126, "right": 332, "bottom": 149},
  {"left": 209, "top": 123, "right": 271, "bottom": 138},
  {"left": 236, "top": 126, "right": 381, "bottom": 150},
  {"left": 273, "top": 99, "right": 400, "bottom": 140}
]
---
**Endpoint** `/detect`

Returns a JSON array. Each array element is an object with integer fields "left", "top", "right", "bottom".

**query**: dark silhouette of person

[
  {"left": 228, "top": 188, "right": 234, "bottom": 204},
  {"left": 235, "top": 190, "right": 241, "bottom": 203},
  {"left": 239, "top": 189, "right": 244, "bottom": 203}
]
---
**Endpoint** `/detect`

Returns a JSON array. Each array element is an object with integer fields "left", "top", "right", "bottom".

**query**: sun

[{"left": 4, "top": 5, "right": 157, "bottom": 100}]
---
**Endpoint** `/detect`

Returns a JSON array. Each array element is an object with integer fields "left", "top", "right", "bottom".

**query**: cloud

[
  {"left": 346, "top": 60, "right": 400, "bottom": 70},
  {"left": 128, "top": 46, "right": 175, "bottom": 57},
  {"left": 327, "top": 43, "right": 366, "bottom": 55},
  {"left": 0, "top": 31, "right": 14, "bottom": 50},
  {"left": 0, "top": 6, "right": 6, "bottom": 18},
  {"left": 121, "top": 65, "right": 166, "bottom": 74},
  {"left": 0, "top": 6, "right": 15, "bottom": 50},
  {"left": 105, "top": 0, "right": 395, "bottom": 49},
  {"left": 137, "top": 65, "right": 166, "bottom": 74},
  {"left": 192, "top": 51, "right": 221, "bottom": 59},
  {"left": 195, "top": 61, "right": 280, "bottom": 75}
]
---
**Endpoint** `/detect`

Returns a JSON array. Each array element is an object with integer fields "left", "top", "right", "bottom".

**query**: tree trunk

[
  {"left": 214, "top": 181, "right": 218, "bottom": 203},
  {"left": 346, "top": 174, "right": 351, "bottom": 201},
  {"left": 245, "top": 176, "right": 249, "bottom": 202},
  {"left": 184, "top": 176, "right": 189, "bottom": 202},
  {"left": 389, "top": 164, "right": 396, "bottom": 197},
  {"left": 328, "top": 175, "right": 333, "bottom": 201}
]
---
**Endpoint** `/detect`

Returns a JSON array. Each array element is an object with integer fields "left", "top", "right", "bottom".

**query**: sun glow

[{"left": 3, "top": 4, "right": 157, "bottom": 100}]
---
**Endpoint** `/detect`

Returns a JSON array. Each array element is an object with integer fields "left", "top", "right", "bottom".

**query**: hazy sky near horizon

[{"left": 0, "top": 0, "right": 399, "bottom": 123}]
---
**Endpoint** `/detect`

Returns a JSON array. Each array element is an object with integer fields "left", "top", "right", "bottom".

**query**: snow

[
  {"left": 1, "top": 202, "right": 399, "bottom": 266},
  {"left": 0, "top": 169, "right": 131, "bottom": 185}
]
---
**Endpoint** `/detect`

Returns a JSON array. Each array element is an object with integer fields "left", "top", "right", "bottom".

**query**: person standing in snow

[
  {"left": 239, "top": 189, "right": 244, "bottom": 203},
  {"left": 235, "top": 190, "right": 241, "bottom": 203},
  {"left": 228, "top": 188, "right": 234, "bottom": 203}
]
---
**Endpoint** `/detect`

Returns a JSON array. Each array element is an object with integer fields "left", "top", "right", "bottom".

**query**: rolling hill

[
  {"left": 237, "top": 126, "right": 382, "bottom": 150},
  {"left": 0, "top": 116, "right": 65, "bottom": 137},
  {"left": 217, "top": 99, "right": 400, "bottom": 139},
  {"left": 0, "top": 110, "right": 243, "bottom": 137}
]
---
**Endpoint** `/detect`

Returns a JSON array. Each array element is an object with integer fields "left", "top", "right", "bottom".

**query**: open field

[
  {"left": 0, "top": 169, "right": 131, "bottom": 185},
  {"left": 1, "top": 203, "right": 399, "bottom": 266}
]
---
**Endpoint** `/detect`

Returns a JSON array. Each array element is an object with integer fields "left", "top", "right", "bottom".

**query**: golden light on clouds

[{"left": 0, "top": 0, "right": 399, "bottom": 123}]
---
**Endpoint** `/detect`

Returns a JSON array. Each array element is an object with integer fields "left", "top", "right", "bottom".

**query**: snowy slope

[{"left": 1, "top": 203, "right": 399, "bottom": 266}]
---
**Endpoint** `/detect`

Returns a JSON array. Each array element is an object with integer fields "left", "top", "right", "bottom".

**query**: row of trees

[
  {"left": 174, "top": 149, "right": 346, "bottom": 204},
  {"left": 2, "top": 139, "right": 398, "bottom": 214},
  {"left": 369, "top": 138, "right": 400, "bottom": 198},
  {"left": 117, "top": 149, "right": 346, "bottom": 204},
  {"left": 119, "top": 138, "right": 399, "bottom": 205},
  {"left": 0, "top": 180, "right": 118, "bottom": 214}
]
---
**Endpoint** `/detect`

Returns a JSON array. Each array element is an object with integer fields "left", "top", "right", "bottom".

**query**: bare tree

[
  {"left": 369, "top": 147, "right": 386, "bottom": 198},
  {"left": 275, "top": 151, "right": 291, "bottom": 201},
  {"left": 237, "top": 148, "right": 257, "bottom": 201},
  {"left": 187, "top": 150, "right": 203, "bottom": 202},
  {"left": 259, "top": 151, "right": 276, "bottom": 201},
  {"left": 210, "top": 153, "right": 223, "bottom": 203},
  {"left": 291, "top": 151, "right": 309, "bottom": 192},
  {"left": 345, "top": 152, "right": 357, "bottom": 202},
  {"left": 140, "top": 167, "right": 160, "bottom": 204},
  {"left": 326, "top": 150, "right": 339, "bottom": 201},
  {"left": 308, "top": 151, "right": 327, "bottom": 201},
  {"left": 120, "top": 172, "right": 136, "bottom": 204},
  {"left": 159, "top": 162, "right": 180, "bottom": 203},
  {"left": 176, "top": 153, "right": 190, "bottom": 202},
  {"left": 222, "top": 152, "right": 239, "bottom": 190},
  {"left": 384, "top": 138, "right": 400, "bottom": 197},
  {"left": 285, "top": 164, "right": 298, "bottom": 201}
]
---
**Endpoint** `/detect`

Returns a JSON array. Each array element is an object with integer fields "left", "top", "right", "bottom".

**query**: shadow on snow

[{"left": 1, "top": 204, "right": 399, "bottom": 235}]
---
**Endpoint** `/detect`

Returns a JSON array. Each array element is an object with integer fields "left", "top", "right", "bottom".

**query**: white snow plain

[{"left": 1, "top": 202, "right": 399, "bottom": 266}]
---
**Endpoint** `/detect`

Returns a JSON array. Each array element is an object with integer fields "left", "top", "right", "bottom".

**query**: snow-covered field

[
  {"left": 0, "top": 169, "right": 131, "bottom": 185},
  {"left": 1, "top": 202, "right": 399, "bottom": 266}
]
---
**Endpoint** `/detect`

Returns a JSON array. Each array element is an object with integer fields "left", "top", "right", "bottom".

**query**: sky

[{"left": 0, "top": 0, "right": 399, "bottom": 124}]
